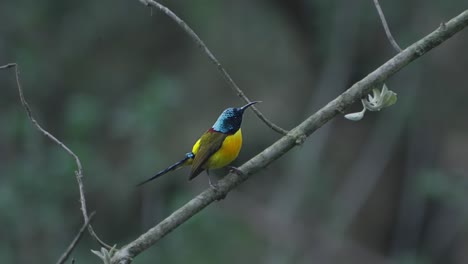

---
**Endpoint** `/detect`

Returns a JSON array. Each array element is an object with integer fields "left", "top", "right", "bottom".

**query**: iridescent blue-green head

[{"left": 211, "top": 101, "right": 259, "bottom": 134}]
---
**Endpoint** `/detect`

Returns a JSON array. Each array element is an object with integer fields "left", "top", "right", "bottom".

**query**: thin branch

[
  {"left": 373, "top": 0, "right": 403, "bottom": 52},
  {"left": 0, "top": 63, "right": 111, "bottom": 249},
  {"left": 110, "top": 9, "right": 468, "bottom": 264},
  {"left": 138, "top": 0, "right": 288, "bottom": 135},
  {"left": 56, "top": 212, "right": 96, "bottom": 264},
  {"left": 0, "top": 63, "right": 16, "bottom": 70}
]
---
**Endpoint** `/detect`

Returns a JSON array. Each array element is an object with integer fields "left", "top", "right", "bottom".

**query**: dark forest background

[{"left": 1, "top": 0, "right": 468, "bottom": 263}]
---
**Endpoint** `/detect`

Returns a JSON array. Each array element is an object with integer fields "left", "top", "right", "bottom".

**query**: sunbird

[{"left": 137, "top": 101, "right": 259, "bottom": 187}]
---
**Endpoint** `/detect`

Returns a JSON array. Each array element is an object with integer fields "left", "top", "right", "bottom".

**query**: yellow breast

[
  {"left": 207, "top": 129, "right": 242, "bottom": 169},
  {"left": 190, "top": 129, "right": 243, "bottom": 169}
]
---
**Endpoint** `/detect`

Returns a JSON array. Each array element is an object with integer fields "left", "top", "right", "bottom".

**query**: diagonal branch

[
  {"left": 373, "top": 0, "right": 403, "bottom": 52},
  {"left": 137, "top": 0, "right": 288, "bottom": 135},
  {"left": 56, "top": 212, "right": 96, "bottom": 264},
  {"left": 110, "top": 9, "right": 468, "bottom": 264},
  {"left": 0, "top": 63, "right": 111, "bottom": 249}
]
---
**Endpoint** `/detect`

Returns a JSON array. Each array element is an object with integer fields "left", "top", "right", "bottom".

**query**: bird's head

[{"left": 211, "top": 101, "right": 260, "bottom": 134}]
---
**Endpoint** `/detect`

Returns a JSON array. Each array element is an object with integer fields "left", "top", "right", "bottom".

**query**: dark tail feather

[{"left": 137, "top": 152, "right": 194, "bottom": 187}]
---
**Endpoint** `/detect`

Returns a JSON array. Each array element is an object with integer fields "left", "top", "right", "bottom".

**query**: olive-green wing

[{"left": 189, "top": 132, "right": 227, "bottom": 180}]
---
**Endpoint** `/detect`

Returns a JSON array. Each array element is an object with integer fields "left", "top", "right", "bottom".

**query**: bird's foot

[
  {"left": 228, "top": 166, "right": 245, "bottom": 176},
  {"left": 207, "top": 175, "right": 227, "bottom": 200},
  {"left": 208, "top": 178, "right": 219, "bottom": 190},
  {"left": 208, "top": 174, "right": 219, "bottom": 189}
]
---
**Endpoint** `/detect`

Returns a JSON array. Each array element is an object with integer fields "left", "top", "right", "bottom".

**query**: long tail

[{"left": 137, "top": 152, "right": 195, "bottom": 186}]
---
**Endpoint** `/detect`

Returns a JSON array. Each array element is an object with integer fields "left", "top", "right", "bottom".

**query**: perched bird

[{"left": 137, "top": 101, "right": 259, "bottom": 187}]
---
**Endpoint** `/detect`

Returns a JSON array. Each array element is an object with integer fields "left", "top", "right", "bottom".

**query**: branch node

[
  {"left": 414, "top": 46, "right": 425, "bottom": 56},
  {"left": 286, "top": 131, "right": 307, "bottom": 146},
  {"left": 295, "top": 133, "right": 307, "bottom": 145},
  {"left": 440, "top": 21, "right": 447, "bottom": 30}
]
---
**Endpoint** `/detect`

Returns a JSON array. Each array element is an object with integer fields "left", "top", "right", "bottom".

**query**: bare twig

[
  {"left": 137, "top": 0, "right": 288, "bottom": 135},
  {"left": 0, "top": 63, "right": 15, "bottom": 70},
  {"left": 56, "top": 212, "right": 96, "bottom": 264},
  {"left": 373, "top": 0, "right": 403, "bottom": 52},
  {"left": 0, "top": 63, "right": 110, "bottom": 249},
  {"left": 110, "top": 10, "right": 468, "bottom": 264}
]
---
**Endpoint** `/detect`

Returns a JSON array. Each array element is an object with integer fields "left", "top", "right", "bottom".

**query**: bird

[{"left": 137, "top": 101, "right": 259, "bottom": 187}]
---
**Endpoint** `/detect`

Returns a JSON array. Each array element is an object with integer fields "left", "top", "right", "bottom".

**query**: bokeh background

[{"left": 1, "top": 0, "right": 468, "bottom": 263}]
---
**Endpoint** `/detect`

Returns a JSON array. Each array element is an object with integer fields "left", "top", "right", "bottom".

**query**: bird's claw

[
  {"left": 208, "top": 177, "right": 227, "bottom": 200},
  {"left": 208, "top": 174, "right": 219, "bottom": 190},
  {"left": 209, "top": 179, "right": 219, "bottom": 190}
]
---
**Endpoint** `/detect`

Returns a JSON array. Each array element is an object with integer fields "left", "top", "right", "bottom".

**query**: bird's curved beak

[{"left": 240, "top": 101, "right": 261, "bottom": 111}]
